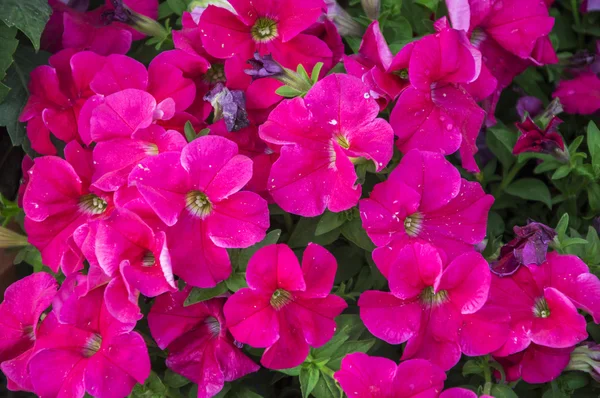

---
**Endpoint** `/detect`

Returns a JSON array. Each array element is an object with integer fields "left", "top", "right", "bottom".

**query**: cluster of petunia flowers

[{"left": 1, "top": 0, "right": 600, "bottom": 397}]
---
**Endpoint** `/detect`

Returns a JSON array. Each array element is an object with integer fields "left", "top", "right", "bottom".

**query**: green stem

[
  {"left": 570, "top": 0, "right": 584, "bottom": 47},
  {"left": 483, "top": 362, "right": 493, "bottom": 396},
  {"left": 494, "top": 160, "right": 527, "bottom": 197}
]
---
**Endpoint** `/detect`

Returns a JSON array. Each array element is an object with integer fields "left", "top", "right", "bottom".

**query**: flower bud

[
  {"left": 323, "top": 0, "right": 364, "bottom": 37},
  {"left": 361, "top": 0, "right": 381, "bottom": 20},
  {"left": 566, "top": 343, "right": 600, "bottom": 382},
  {"left": 245, "top": 53, "right": 284, "bottom": 80},
  {"left": 105, "top": 0, "right": 168, "bottom": 40}
]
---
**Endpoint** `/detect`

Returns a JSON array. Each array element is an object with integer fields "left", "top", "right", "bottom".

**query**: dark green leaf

[
  {"left": 288, "top": 217, "right": 340, "bottom": 248},
  {"left": 505, "top": 178, "right": 552, "bottom": 208},
  {"left": 0, "top": 0, "right": 52, "bottom": 50},
  {"left": 300, "top": 366, "right": 320, "bottom": 398},
  {"left": 166, "top": 0, "right": 187, "bottom": 15},
  {"left": 415, "top": 0, "right": 439, "bottom": 11},
  {"left": 0, "top": 23, "right": 18, "bottom": 103},
  {"left": 311, "top": 372, "right": 342, "bottom": 398},
  {"left": 588, "top": 121, "right": 600, "bottom": 169},
  {"left": 326, "top": 339, "right": 376, "bottom": 369},
  {"left": 490, "top": 384, "right": 519, "bottom": 398},
  {"left": 164, "top": 369, "right": 190, "bottom": 388},
  {"left": 224, "top": 272, "right": 247, "bottom": 292},
  {"left": 340, "top": 218, "right": 375, "bottom": 251},
  {"left": 462, "top": 359, "right": 484, "bottom": 377},
  {"left": 551, "top": 165, "right": 571, "bottom": 180},
  {"left": 130, "top": 371, "right": 167, "bottom": 398},
  {"left": 588, "top": 183, "right": 600, "bottom": 212},
  {"left": 184, "top": 282, "right": 227, "bottom": 306},
  {"left": 486, "top": 129, "right": 515, "bottom": 169},
  {"left": 555, "top": 213, "right": 569, "bottom": 242},
  {"left": 316, "top": 211, "right": 347, "bottom": 236},
  {"left": 234, "top": 229, "right": 281, "bottom": 271}
]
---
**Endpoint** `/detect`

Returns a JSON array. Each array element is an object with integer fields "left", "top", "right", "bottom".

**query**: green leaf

[
  {"left": 560, "top": 237, "right": 588, "bottom": 249},
  {"left": 311, "top": 372, "right": 342, "bottom": 398},
  {"left": 288, "top": 217, "right": 340, "bottom": 249},
  {"left": 588, "top": 121, "right": 600, "bottom": 169},
  {"left": 588, "top": 183, "right": 600, "bottom": 212},
  {"left": 300, "top": 366, "right": 320, "bottom": 398},
  {"left": 505, "top": 178, "right": 552, "bottom": 208},
  {"left": 462, "top": 359, "right": 484, "bottom": 377},
  {"left": 158, "top": 1, "right": 174, "bottom": 19},
  {"left": 415, "top": 0, "right": 439, "bottom": 11},
  {"left": 326, "top": 339, "right": 376, "bottom": 369},
  {"left": 315, "top": 211, "right": 347, "bottom": 236},
  {"left": 486, "top": 129, "right": 515, "bottom": 169},
  {"left": 164, "top": 369, "right": 190, "bottom": 388},
  {"left": 555, "top": 213, "right": 569, "bottom": 242},
  {"left": 0, "top": 46, "right": 49, "bottom": 146},
  {"left": 297, "top": 64, "right": 311, "bottom": 82},
  {"left": 584, "top": 226, "right": 600, "bottom": 266},
  {"left": 184, "top": 120, "right": 196, "bottom": 142},
  {"left": 233, "top": 229, "right": 281, "bottom": 271},
  {"left": 490, "top": 384, "right": 518, "bottom": 398},
  {"left": 568, "top": 135, "right": 584, "bottom": 155},
  {"left": 0, "top": 0, "right": 52, "bottom": 50},
  {"left": 166, "top": 0, "right": 187, "bottom": 15},
  {"left": 0, "top": 23, "right": 18, "bottom": 102},
  {"left": 184, "top": 282, "right": 227, "bottom": 306},
  {"left": 228, "top": 387, "right": 264, "bottom": 398},
  {"left": 130, "top": 371, "right": 167, "bottom": 398},
  {"left": 224, "top": 272, "right": 247, "bottom": 292},
  {"left": 311, "top": 62, "right": 324, "bottom": 84},
  {"left": 551, "top": 164, "right": 571, "bottom": 180},
  {"left": 275, "top": 85, "right": 304, "bottom": 98},
  {"left": 340, "top": 217, "right": 375, "bottom": 251}
]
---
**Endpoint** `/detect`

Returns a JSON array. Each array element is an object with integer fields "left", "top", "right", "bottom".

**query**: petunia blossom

[
  {"left": 224, "top": 243, "right": 347, "bottom": 369},
  {"left": 334, "top": 353, "right": 446, "bottom": 397},
  {"left": 513, "top": 116, "right": 566, "bottom": 158},
  {"left": 28, "top": 284, "right": 150, "bottom": 398},
  {"left": 552, "top": 72, "right": 600, "bottom": 115},
  {"left": 23, "top": 141, "right": 112, "bottom": 274},
  {"left": 359, "top": 149, "right": 494, "bottom": 263},
  {"left": 199, "top": 0, "right": 333, "bottom": 71},
  {"left": 489, "top": 252, "right": 600, "bottom": 358},
  {"left": 0, "top": 273, "right": 58, "bottom": 392},
  {"left": 494, "top": 344, "right": 574, "bottom": 384},
  {"left": 148, "top": 289, "right": 259, "bottom": 398},
  {"left": 388, "top": 25, "right": 486, "bottom": 171},
  {"left": 359, "top": 241, "right": 509, "bottom": 370},
  {"left": 129, "top": 135, "right": 269, "bottom": 288},
  {"left": 260, "top": 73, "right": 394, "bottom": 216}
]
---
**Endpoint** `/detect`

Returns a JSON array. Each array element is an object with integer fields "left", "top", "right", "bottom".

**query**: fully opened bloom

[
  {"left": 23, "top": 141, "right": 111, "bottom": 274},
  {"left": 260, "top": 73, "right": 394, "bottom": 216},
  {"left": 389, "top": 26, "right": 485, "bottom": 171},
  {"left": 495, "top": 344, "right": 574, "bottom": 383},
  {"left": 343, "top": 21, "right": 409, "bottom": 108},
  {"left": 552, "top": 72, "right": 600, "bottom": 115},
  {"left": 334, "top": 353, "right": 446, "bottom": 397},
  {"left": 129, "top": 135, "right": 269, "bottom": 287},
  {"left": 359, "top": 241, "right": 509, "bottom": 370},
  {"left": 489, "top": 252, "right": 600, "bottom": 358},
  {"left": 223, "top": 243, "right": 347, "bottom": 369},
  {"left": 0, "top": 273, "right": 58, "bottom": 392},
  {"left": 148, "top": 289, "right": 259, "bottom": 398},
  {"left": 199, "top": 0, "right": 332, "bottom": 70},
  {"left": 28, "top": 285, "right": 150, "bottom": 398},
  {"left": 360, "top": 149, "right": 494, "bottom": 263}
]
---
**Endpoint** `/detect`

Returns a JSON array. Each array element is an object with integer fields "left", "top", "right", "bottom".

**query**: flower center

[
  {"left": 23, "top": 325, "right": 35, "bottom": 341},
  {"left": 82, "top": 333, "right": 102, "bottom": 358},
  {"left": 251, "top": 17, "right": 278, "bottom": 43},
  {"left": 79, "top": 194, "right": 108, "bottom": 215},
  {"left": 404, "top": 212, "right": 423, "bottom": 237},
  {"left": 142, "top": 251, "right": 156, "bottom": 267},
  {"left": 335, "top": 135, "right": 350, "bottom": 149},
  {"left": 186, "top": 190, "right": 212, "bottom": 218},
  {"left": 393, "top": 68, "right": 409, "bottom": 79},
  {"left": 533, "top": 297, "right": 551, "bottom": 318},
  {"left": 205, "top": 316, "right": 221, "bottom": 338},
  {"left": 145, "top": 143, "right": 159, "bottom": 156},
  {"left": 205, "top": 63, "right": 226, "bottom": 84},
  {"left": 270, "top": 289, "right": 293, "bottom": 310},
  {"left": 420, "top": 286, "right": 449, "bottom": 307},
  {"left": 470, "top": 28, "right": 487, "bottom": 47}
]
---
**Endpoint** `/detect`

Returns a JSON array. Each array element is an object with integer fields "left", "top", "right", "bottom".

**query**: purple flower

[
  {"left": 491, "top": 220, "right": 557, "bottom": 276},
  {"left": 245, "top": 53, "right": 283, "bottom": 80},
  {"left": 204, "top": 83, "right": 250, "bottom": 132}
]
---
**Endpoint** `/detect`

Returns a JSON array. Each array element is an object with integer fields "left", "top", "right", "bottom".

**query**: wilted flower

[
  {"left": 204, "top": 83, "right": 250, "bottom": 132},
  {"left": 566, "top": 343, "right": 600, "bottom": 382},
  {"left": 245, "top": 53, "right": 284, "bottom": 79},
  {"left": 491, "top": 220, "right": 557, "bottom": 276},
  {"left": 513, "top": 117, "right": 567, "bottom": 162},
  {"left": 361, "top": 0, "right": 380, "bottom": 20},
  {"left": 516, "top": 96, "right": 543, "bottom": 120},
  {"left": 323, "top": 0, "right": 364, "bottom": 37}
]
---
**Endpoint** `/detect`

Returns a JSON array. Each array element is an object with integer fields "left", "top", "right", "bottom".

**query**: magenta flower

[
  {"left": 129, "top": 135, "right": 269, "bottom": 287},
  {"left": 223, "top": 243, "right": 347, "bottom": 369},
  {"left": 19, "top": 49, "right": 106, "bottom": 155},
  {"left": 148, "top": 289, "right": 259, "bottom": 398},
  {"left": 23, "top": 141, "right": 112, "bottom": 274},
  {"left": 388, "top": 26, "right": 485, "bottom": 171},
  {"left": 0, "top": 273, "right": 58, "bottom": 392},
  {"left": 334, "top": 353, "right": 446, "bottom": 397},
  {"left": 513, "top": 117, "right": 565, "bottom": 157},
  {"left": 199, "top": 0, "right": 332, "bottom": 70},
  {"left": 28, "top": 285, "right": 150, "bottom": 398},
  {"left": 260, "top": 73, "right": 394, "bottom": 216},
  {"left": 92, "top": 125, "right": 187, "bottom": 191},
  {"left": 495, "top": 344, "right": 574, "bottom": 384},
  {"left": 360, "top": 149, "right": 494, "bottom": 262},
  {"left": 17, "top": 156, "right": 34, "bottom": 208},
  {"left": 343, "top": 21, "right": 409, "bottom": 108},
  {"left": 552, "top": 72, "right": 600, "bottom": 115},
  {"left": 359, "top": 241, "right": 509, "bottom": 370},
  {"left": 489, "top": 252, "right": 599, "bottom": 358}
]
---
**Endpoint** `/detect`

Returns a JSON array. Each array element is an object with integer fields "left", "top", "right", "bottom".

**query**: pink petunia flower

[
  {"left": 489, "top": 252, "right": 600, "bottom": 358},
  {"left": 359, "top": 241, "right": 509, "bottom": 370},
  {"left": 260, "top": 73, "right": 394, "bottom": 216},
  {"left": 129, "top": 135, "right": 269, "bottom": 288},
  {"left": 334, "top": 353, "right": 446, "bottom": 397},
  {"left": 494, "top": 344, "right": 574, "bottom": 383},
  {"left": 23, "top": 141, "right": 112, "bottom": 274},
  {"left": 513, "top": 116, "right": 568, "bottom": 161},
  {"left": 343, "top": 21, "right": 410, "bottom": 109},
  {"left": 0, "top": 273, "right": 58, "bottom": 392},
  {"left": 148, "top": 289, "right": 259, "bottom": 398},
  {"left": 388, "top": 25, "right": 486, "bottom": 171},
  {"left": 359, "top": 149, "right": 494, "bottom": 263},
  {"left": 223, "top": 243, "right": 347, "bottom": 369},
  {"left": 28, "top": 284, "right": 150, "bottom": 398},
  {"left": 552, "top": 72, "right": 600, "bottom": 115},
  {"left": 17, "top": 156, "right": 34, "bottom": 208},
  {"left": 199, "top": 0, "right": 333, "bottom": 70}
]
